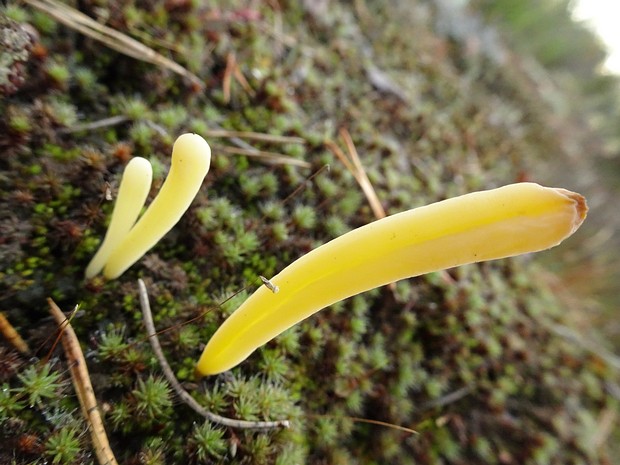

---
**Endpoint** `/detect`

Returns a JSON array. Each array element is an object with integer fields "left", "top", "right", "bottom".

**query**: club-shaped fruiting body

[
  {"left": 196, "top": 183, "right": 587, "bottom": 376},
  {"left": 86, "top": 133, "right": 211, "bottom": 280},
  {"left": 85, "top": 157, "right": 153, "bottom": 279},
  {"left": 103, "top": 133, "right": 211, "bottom": 279}
]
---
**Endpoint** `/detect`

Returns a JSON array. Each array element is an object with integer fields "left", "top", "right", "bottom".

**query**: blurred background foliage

[{"left": 473, "top": 0, "right": 620, "bottom": 341}]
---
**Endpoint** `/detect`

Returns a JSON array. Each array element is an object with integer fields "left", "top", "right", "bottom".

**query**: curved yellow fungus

[
  {"left": 196, "top": 183, "right": 587, "bottom": 376},
  {"left": 85, "top": 157, "right": 152, "bottom": 279},
  {"left": 102, "top": 133, "right": 211, "bottom": 279}
]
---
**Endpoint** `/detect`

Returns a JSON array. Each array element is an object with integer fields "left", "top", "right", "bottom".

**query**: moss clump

[{"left": 0, "top": 0, "right": 617, "bottom": 463}]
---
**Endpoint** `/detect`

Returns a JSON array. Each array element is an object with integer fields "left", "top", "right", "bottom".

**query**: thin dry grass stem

[
  {"left": 326, "top": 129, "right": 385, "bottom": 220},
  {"left": 127, "top": 26, "right": 187, "bottom": 55},
  {"left": 279, "top": 164, "right": 330, "bottom": 207},
  {"left": 354, "top": 0, "right": 373, "bottom": 24},
  {"left": 419, "top": 385, "right": 474, "bottom": 411},
  {"left": 308, "top": 413, "right": 418, "bottom": 435},
  {"left": 341, "top": 416, "right": 418, "bottom": 435},
  {"left": 59, "top": 115, "right": 130, "bottom": 134},
  {"left": 0, "top": 312, "right": 30, "bottom": 355},
  {"left": 47, "top": 298, "right": 119, "bottom": 465},
  {"left": 222, "top": 53, "right": 234, "bottom": 103},
  {"left": 324, "top": 140, "right": 355, "bottom": 173},
  {"left": 137, "top": 279, "right": 290, "bottom": 430},
  {"left": 339, "top": 128, "right": 386, "bottom": 219},
  {"left": 271, "top": 7, "right": 284, "bottom": 59},
  {"left": 23, "top": 0, "right": 203, "bottom": 88},
  {"left": 592, "top": 408, "right": 617, "bottom": 449},
  {"left": 257, "top": 20, "right": 297, "bottom": 48},
  {"left": 232, "top": 60, "right": 255, "bottom": 98},
  {"left": 223, "top": 53, "right": 255, "bottom": 103},
  {"left": 327, "top": 130, "right": 428, "bottom": 291},
  {"left": 204, "top": 129, "right": 305, "bottom": 144},
  {"left": 42, "top": 304, "right": 80, "bottom": 365},
  {"left": 211, "top": 143, "right": 310, "bottom": 168},
  {"left": 137, "top": 279, "right": 260, "bottom": 343}
]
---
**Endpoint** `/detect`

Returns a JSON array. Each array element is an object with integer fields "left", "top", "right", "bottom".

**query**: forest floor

[{"left": 1, "top": 1, "right": 618, "bottom": 464}]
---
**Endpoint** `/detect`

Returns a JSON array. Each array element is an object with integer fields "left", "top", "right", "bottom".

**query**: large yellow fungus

[{"left": 196, "top": 183, "right": 587, "bottom": 376}]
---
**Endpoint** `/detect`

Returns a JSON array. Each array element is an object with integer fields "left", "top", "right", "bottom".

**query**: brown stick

[
  {"left": 0, "top": 311, "right": 30, "bottom": 355},
  {"left": 47, "top": 299, "right": 119, "bottom": 465}
]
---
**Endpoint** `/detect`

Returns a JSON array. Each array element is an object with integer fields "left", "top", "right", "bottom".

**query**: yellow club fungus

[
  {"left": 86, "top": 133, "right": 211, "bottom": 280},
  {"left": 85, "top": 157, "right": 152, "bottom": 279},
  {"left": 196, "top": 183, "right": 587, "bottom": 376}
]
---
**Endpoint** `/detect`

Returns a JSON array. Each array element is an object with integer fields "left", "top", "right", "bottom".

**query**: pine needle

[
  {"left": 23, "top": 0, "right": 203, "bottom": 88},
  {"left": 326, "top": 128, "right": 386, "bottom": 220}
]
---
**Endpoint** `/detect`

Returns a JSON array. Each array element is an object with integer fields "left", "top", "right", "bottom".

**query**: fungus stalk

[{"left": 196, "top": 183, "right": 587, "bottom": 376}]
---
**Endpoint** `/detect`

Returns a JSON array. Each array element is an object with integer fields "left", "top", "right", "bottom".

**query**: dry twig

[
  {"left": 47, "top": 298, "right": 119, "bottom": 465},
  {"left": 137, "top": 279, "right": 290, "bottom": 429},
  {"left": 211, "top": 143, "right": 310, "bottom": 168},
  {"left": 58, "top": 115, "right": 130, "bottom": 134},
  {"left": 222, "top": 52, "right": 255, "bottom": 103},
  {"left": 279, "top": 164, "right": 330, "bottom": 206},
  {"left": 23, "top": 0, "right": 202, "bottom": 88},
  {"left": 0, "top": 311, "right": 30, "bottom": 355},
  {"left": 326, "top": 128, "right": 386, "bottom": 220}
]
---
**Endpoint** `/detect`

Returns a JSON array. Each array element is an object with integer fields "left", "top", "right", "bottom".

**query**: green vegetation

[{"left": 0, "top": 0, "right": 618, "bottom": 463}]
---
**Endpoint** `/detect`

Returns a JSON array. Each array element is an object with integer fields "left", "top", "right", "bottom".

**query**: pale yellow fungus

[
  {"left": 85, "top": 157, "right": 152, "bottom": 279},
  {"left": 196, "top": 183, "right": 587, "bottom": 376},
  {"left": 102, "top": 133, "right": 211, "bottom": 279}
]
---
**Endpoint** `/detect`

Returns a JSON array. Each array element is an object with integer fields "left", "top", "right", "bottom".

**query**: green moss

[
  {"left": 108, "top": 398, "right": 132, "bottom": 433},
  {"left": 47, "top": 99, "right": 78, "bottom": 127},
  {"left": 259, "top": 349, "right": 289, "bottom": 382},
  {"left": 98, "top": 326, "right": 129, "bottom": 359},
  {"left": 15, "top": 364, "right": 63, "bottom": 407},
  {"left": 0, "top": 383, "right": 24, "bottom": 419},
  {"left": 138, "top": 437, "right": 166, "bottom": 465},
  {"left": 271, "top": 221, "right": 289, "bottom": 242},
  {"left": 45, "top": 427, "right": 82, "bottom": 465},
  {"left": 4, "top": 5, "right": 28, "bottom": 22},
  {"left": 31, "top": 10, "right": 57, "bottom": 34},
  {"left": 132, "top": 376, "right": 173, "bottom": 420},
  {"left": 46, "top": 61, "right": 70, "bottom": 88},
  {"left": 260, "top": 200, "right": 285, "bottom": 220},
  {"left": 190, "top": 422, "right": 227, "bottom": 462},
  {"left": 130, "top": 121, "right": 157, "bottom": 148},
  {"left": 292, "top": 205, "right": 317, "bottom": 230},
  {"left": 119, "top": 97, "right": 150, "bottom": 120},
  {"left": 239, "top": 172, "right": 263, "bottom": 199},
  {"left": 74, "top": 66, "right": 97, "bottom": 89},
  {"left": 8, "top": 112, "right": 31, "bottom": 133},
  {"left": 156, "top": 105, "right": 188, "bottom": 130}
]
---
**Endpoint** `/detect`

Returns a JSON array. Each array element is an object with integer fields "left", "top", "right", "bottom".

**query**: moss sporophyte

[{"left": 83, "top": 135, "right": 587, "bottom": 378}]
